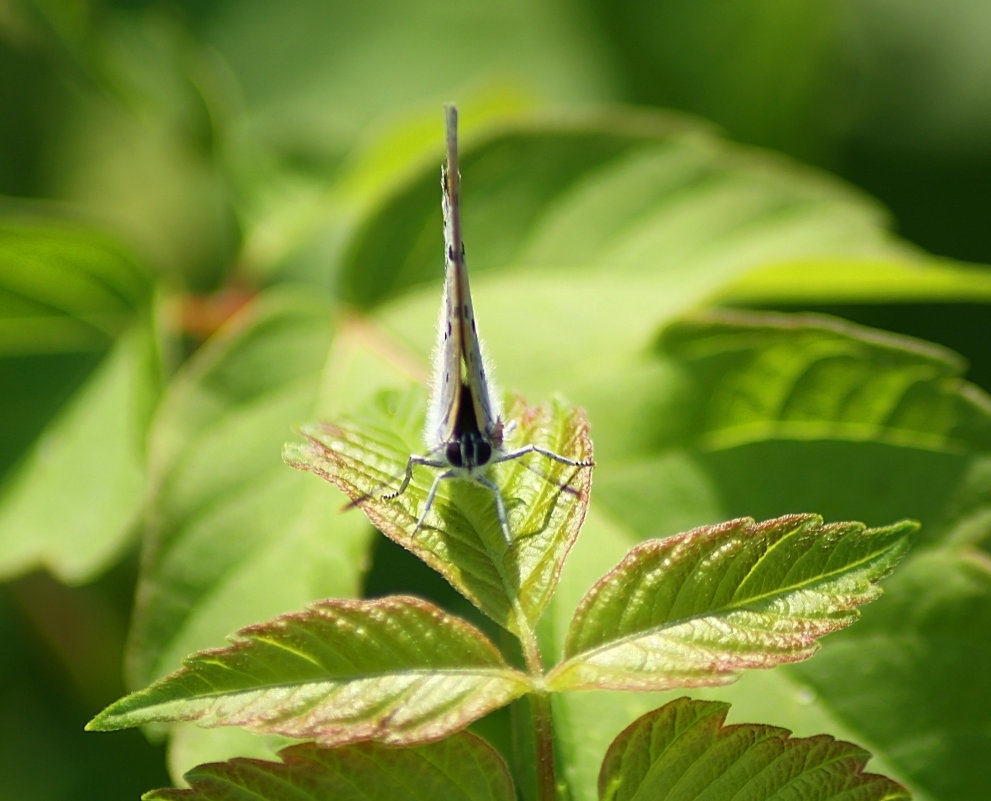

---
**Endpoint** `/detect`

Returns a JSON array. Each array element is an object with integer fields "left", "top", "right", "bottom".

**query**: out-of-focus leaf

[
  {"left": 787, "top": 548, "right": 991, "bottom": 799},
  {"left": 599, "top": 697, "right": 909, "bottom": 801},
  {"left": 719, "top": 257, "right": 991, "bottom": 305},
  {"left": 0, "top": 324, "right": 156, "bottom": 581},
  {"left": 125, "top": 289, "right": 351, "bottom": 689},
  {"left": 196, "top": 0, "right": 611, "bottom": 153},
  {"left": 91, "top": 596, "right": 530, "bottom": 746},
  {"left": 0, "top": 221, "right": 150, "bottom": 354},
  {"left": 145, "top": 732, "right": 514, "bottom": 801},
  {"left": 41, "top": 13, "right": 239, "bottom": 285},
  {"left": 0, "top": 220, "right": 155, "bottom": 581},
  {"left": 657, "top": 310, "right": 991, "bottom": 451},
  {"left": 284, "top": 390, "right": 593, "bottom": 636},
  {"left": 338, "top": 110, "right": 907, "bottom": 310}
]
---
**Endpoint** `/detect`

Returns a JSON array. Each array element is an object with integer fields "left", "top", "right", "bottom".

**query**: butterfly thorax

[{"left": 445, "top": 382, "right": 504, "bottom": 472}]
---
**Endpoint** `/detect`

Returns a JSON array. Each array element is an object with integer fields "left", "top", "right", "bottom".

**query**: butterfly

[{"left": 383, "top": 105, "right": 594, "bottom": 544}]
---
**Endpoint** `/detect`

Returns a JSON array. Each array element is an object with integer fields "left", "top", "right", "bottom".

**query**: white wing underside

[
  {"left": 424, "top": 114, "right": 503, "bottom": 450},
  {"left": 384, "top": 104, "right": 592, "bottom": 545}
]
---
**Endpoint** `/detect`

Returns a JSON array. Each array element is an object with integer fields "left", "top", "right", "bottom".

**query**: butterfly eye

[
  {"left": 445, "top": 442, "right": 464, "bottom": 468},
  {"left": 474, "top": 440, "right": 492, "bottom": 467}
]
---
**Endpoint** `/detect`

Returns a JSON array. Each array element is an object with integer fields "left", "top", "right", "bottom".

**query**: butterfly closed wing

[{"left": 384, "top": 105, "right": 593, "bottom": 544}]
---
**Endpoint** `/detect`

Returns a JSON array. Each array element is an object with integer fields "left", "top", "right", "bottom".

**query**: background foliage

[{"left": 2, "top": 1, "right": 990, "bottom": 799}]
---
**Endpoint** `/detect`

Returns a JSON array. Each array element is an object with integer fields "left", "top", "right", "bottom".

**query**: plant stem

[
  {"left": 516, "top": 620, "right": 557, "bottom": 801},
  {"left": 530, "top": 690, "right": 558, "bottom": 801}
]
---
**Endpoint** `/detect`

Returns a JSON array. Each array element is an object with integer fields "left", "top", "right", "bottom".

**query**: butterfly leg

[
  {"left": 412, "top": 468, "right": 455, "bottom": 535},
  {"left": 491, "top": 444, "right": 595, "bottom": 501},
  {"left": 494, "top": 444, "right": 595, "bottom": 468},
  {"left": 382, "top": 454, "right": 446, "bottom": 502}
]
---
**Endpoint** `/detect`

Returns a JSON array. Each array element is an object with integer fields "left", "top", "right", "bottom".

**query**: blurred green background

[{"left": 2, "top": 0, "right": 990, "bottom": 798}]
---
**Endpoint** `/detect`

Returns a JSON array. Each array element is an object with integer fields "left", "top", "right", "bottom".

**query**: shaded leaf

[
  {"left": 658, "top": 309, "right": 991, "bottom": 451},
  {"left": 0, "top": 220, "right": 156, "bottom": 581},
  {"left": 548, "top": 515, "right": 914, "bottom": 691},
  {"left": 599, "top": 697, "right": 909, "bottom": 801},
  {"left": 788, "top": 548, "right": 991, "bottom": 799},
  {"left": 0, "top": 323, "right": 157, "bottom": 581},
  {"left": 284, "top": 389, "right": 593, "bottom": 636},
  {"left": 145, "top": 731, "right": 514, "bottom": 801},
  {"left": 0, "top": 221, "right": 150, "bottom": 355},
  {"left": 90, "top": 596, "right": 531, "bottom": 746},
  {"left": 125, "top": 289, "right": 356, "bottom": 690}
]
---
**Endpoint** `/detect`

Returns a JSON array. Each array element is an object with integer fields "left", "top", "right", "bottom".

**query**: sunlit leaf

[
  {"left": 126, "top": 290, "right": 354, "bottom": 689},
  {"left": 145, "top": 731, "right": 514, "bottom": 801},
  {"left": 720, "top": 256, "right": 991, "bottom": 305},
  {"left": 90, "top": 596, "right": 531, "bottom": 745},
  {"left": 599, "top": 697, "right": 909, "bottom": 801},
  {"left": 548, "top": 515, "right": 914, "bottom": 691},
  {"left": 284, "top": 389, "right": 593, "bottom": 636},
  {"left": 339, "top": 110, "right": 905, "bottom": 309}
]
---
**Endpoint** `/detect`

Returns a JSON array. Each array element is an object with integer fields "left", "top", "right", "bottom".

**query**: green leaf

[
  {"left": 339, "top": 110, "right": 905, "bottom": 309},
  {"left": 719, "top": 256, "right": 991, "bottom": 305},
  {"left": 599, "top": 697, "right": 909, "bottom": 801},
  {"left": 0, "top": 221, "right": 150, "bottom": 355},
  {"left": 0, "top": 322, "right": 157, "bottom": 581},
  {"left": 125, "top": 289, "right": 354, "bottom": 689},
  {"left": 787, "top": 548, "right": 991, "bottom": 798},
  {"left": 0, "top": 220, "right": 156, "bottom": 581},
  {"left": 90, "top": 596, "right": 530, "bottom": 745},
  {"left": 548, "top": 515, "right": 914, "bottom": 691},
  {"left": 284, "top": 390, "right": 594, "bottom": 636},
  {"left": 144, "top": 732, "right": 514, "bottom": 801},
  {"left": 657, "top": 310, "right": 991, "bottom": 451}
]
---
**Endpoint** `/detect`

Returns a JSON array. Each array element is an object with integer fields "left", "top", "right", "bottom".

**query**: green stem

[
  {"left": 516, "top": 621, "right": 557, "bottom": 801},
  {"left": 530, "top": 690, "right": 557, "bottom": 801}
]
